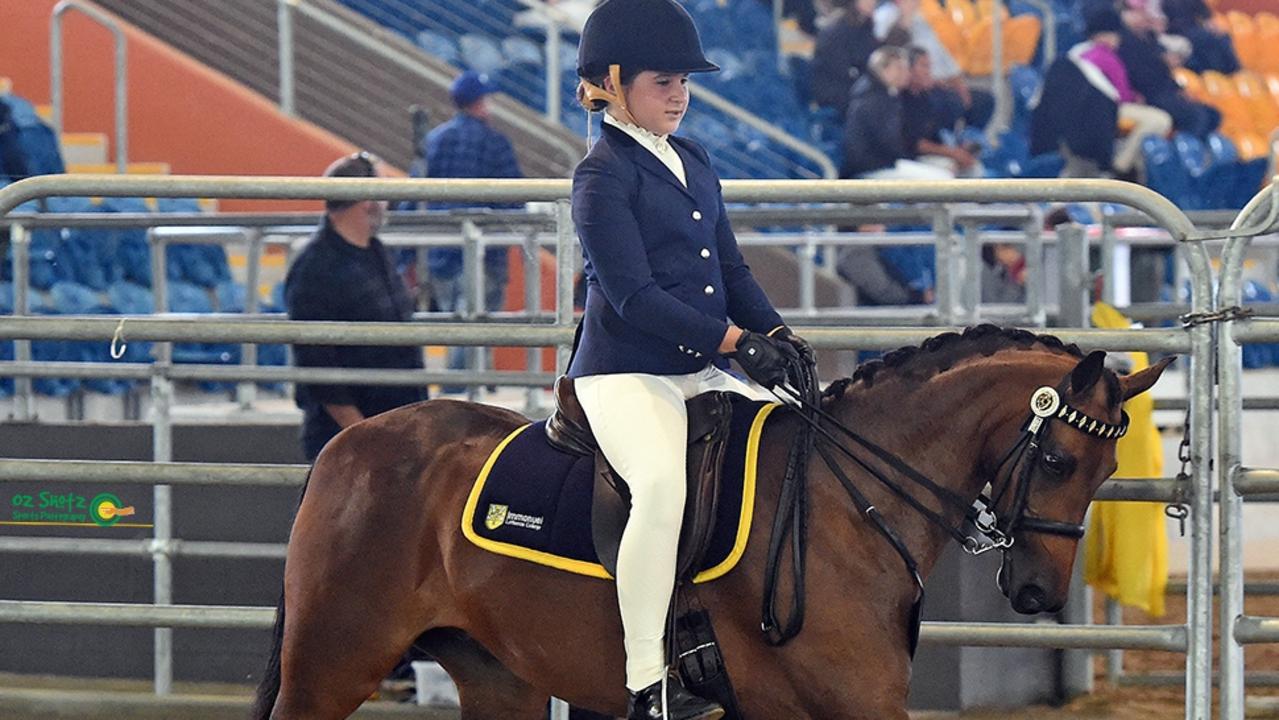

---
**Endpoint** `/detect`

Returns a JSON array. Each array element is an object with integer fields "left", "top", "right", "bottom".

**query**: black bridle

[{"left": 759, "top": 362, "right": 1128, "bottom": 646}]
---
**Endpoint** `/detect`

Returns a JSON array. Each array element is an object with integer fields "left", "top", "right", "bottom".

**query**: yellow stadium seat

[
  {"left": 1174, "top": 67, "right": 1208, "bottom": 101},
  {"left": 1003, "top": 15, "right": 1042, "bottom": 66},
  {"left": 35, "top": 104, "right": 52, "bottom": 122},
  {"left": 1266, "top": 73, "right": 1279, "bottom": 106},
  {"left": 66, "top": 162, "right": 171, "bottom": 175},
  {"left": 0, "top": 77, "right": 11, "bottom": 95}
]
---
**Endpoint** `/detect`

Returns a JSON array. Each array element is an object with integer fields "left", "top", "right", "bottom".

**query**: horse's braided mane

[{"left": 822, "top": 324, "right": 1084, "bottom": 400}]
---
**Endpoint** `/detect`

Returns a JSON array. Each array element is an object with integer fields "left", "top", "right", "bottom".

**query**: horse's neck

[{"left": 823, "top": 363, "right": 1015, "bottom": 582}]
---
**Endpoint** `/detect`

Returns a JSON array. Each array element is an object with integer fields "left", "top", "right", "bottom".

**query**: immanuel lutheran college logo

[{"left": 4, "top": 490, "right": 152, "bottom": 528}]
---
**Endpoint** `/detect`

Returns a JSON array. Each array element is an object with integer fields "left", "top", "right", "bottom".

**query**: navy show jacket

[{"left": 568, "top": 123, "right": 784, "bottom": 378}]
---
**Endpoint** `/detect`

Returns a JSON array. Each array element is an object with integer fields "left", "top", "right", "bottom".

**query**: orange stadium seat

[
  {"left": 945, "top": 0, "right": 978, "bottom": 27},
  {"left": 1201, "top": 69, "right": 1235, "bottom": 97},
  {"left": 1004, "top": 15, "right": 1043, "bottom": 66},
  {"left": 974, "top": 0, "right": 1010, "bottom": 20},
  {"left": 1266, "top": 73, "right": 1279, "bottom": 106},
  {"left": 963, "top": 17, "right": 995, "bottom": 75},
  {"left": 1227, "top": 11, "right": 1262, "bottom": 71},
  {"left": 1229, "top": 130, "right": 1271, "bottom": 160},
  {"left": 922, "top": 3, "right": 967, "bottom": 66},
  {"left": 1174, "top": 67, "right": 1208, "bottom": 101},
  {"left": 1257, "top": 13, "right": 1279, "bottom": 74},
  {"left": 1234, "top": 71, "right": 1279, "bottom": 135}
]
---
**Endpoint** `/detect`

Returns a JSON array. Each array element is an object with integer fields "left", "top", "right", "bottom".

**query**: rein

[{"left": 758, "top": 361, "right": 1129, "bottom": 646}]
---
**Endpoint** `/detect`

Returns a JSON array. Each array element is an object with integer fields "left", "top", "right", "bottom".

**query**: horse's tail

[
  {"left": 249, "top": 588, "right": 286, "bottom": 720},
  {"left": 250, "top": 467, "right": 313, "bottom": 720}
]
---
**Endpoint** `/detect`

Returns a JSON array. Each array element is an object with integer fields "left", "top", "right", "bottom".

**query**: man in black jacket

[
  {"left": 811, "top": 0, "right": 880, "bottom": 113},
  {"left": 841, "top": 45, "right": 952, "bottom": 179},
  {"left": 1118, "top": 5, "right": 1220, "bottom": 139}
]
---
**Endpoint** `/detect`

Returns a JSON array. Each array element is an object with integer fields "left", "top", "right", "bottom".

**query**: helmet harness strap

[{"left": 578, "top": 63, "right": 640, "bottom": 145}]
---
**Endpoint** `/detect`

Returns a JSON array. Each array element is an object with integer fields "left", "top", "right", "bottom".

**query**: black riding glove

[
  {"left": 770, "top": 326, "right": 815, "bottom": 365},
  {"left": 733, "top": 330, "right": 799, "bottom": 389}
]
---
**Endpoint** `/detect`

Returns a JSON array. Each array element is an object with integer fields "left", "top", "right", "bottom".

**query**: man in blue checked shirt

[{"left": 421, "top": 71, "right": 525, "bottom": 387}]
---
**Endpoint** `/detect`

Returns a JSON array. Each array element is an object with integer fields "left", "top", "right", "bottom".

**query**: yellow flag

[{"left": 1083, "top": 302, "right": 1168, "bottom": 617}]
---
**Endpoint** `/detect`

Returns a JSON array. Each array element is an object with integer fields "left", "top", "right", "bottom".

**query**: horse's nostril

[{"left": 1013, "top": 584, "right": 1048, "bottom": 614}]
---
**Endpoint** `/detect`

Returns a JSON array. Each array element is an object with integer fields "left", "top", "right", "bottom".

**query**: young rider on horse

[{"left": 569, "top": 1, "right": 813, "bottom": 717}]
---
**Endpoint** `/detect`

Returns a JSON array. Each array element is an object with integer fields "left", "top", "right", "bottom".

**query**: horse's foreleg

[{"left": 421, "top": 627, "right": 551, "bottom": 720}]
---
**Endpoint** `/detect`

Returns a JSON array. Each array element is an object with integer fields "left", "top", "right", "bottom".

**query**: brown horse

[{"left": 251, "top": 326, "right": 1171, "bottom": 720}]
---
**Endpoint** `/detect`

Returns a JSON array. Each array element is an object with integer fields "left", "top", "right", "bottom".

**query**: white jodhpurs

[{"left": 575, "top": 365, "right": 772, "bottom": 691}]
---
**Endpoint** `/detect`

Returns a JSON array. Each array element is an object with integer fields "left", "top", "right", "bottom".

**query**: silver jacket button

[
  {"left": 692, "top": 210, "right": 702, "bottom": 221},
  {"left": 700, "top": 248, "right": 711, "bottom": 259},
  {"left": 703, "top": 285, "right": 714, "bottom": 295}
]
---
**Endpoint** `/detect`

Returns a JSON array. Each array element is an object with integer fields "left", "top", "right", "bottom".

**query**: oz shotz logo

[{"left": 6, "top": 490, "right": 149, "bottom": 528}]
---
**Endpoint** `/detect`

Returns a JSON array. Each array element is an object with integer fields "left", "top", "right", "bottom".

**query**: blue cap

[{"left": 450, "top": 71, "right": 497, "bottom": 107}]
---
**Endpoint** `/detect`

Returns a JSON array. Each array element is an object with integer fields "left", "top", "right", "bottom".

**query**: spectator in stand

[
  {"left": 422, "top": 70, "right": 524, "bottom": 389},
  {"left": 1163, "top": 0, "right": 1240, "bottom": 74},
  {"left": 841, "top": 45, "right": 953, "bottom": 179},
  {"left": 1078, "top": 8, "right": 1172, "bottom": 181},
  {"left": 811, "top": 0, "right": 880, "bottom": 113},
  {"left": 872, "top": 0, "right": 994, "bottom": 131},
  {"left": 285, "top": 153, "right": 428, "bottom": 462},
  {"left": 0, "top": 99, "right": 26, "bottom": 183},
  {"left": 1119, "top": 0, "right": 1221, "bottom": 139},
  {"left": 901, "top": 46, "right": 982, "bottom": 177}
]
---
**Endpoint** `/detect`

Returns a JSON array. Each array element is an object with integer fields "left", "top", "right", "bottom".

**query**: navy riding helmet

[{"left": 576, "top": 0, "right": 720, "bottom": 79}]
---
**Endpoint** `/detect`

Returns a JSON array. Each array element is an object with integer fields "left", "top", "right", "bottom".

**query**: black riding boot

[{"left": 627, "top": 674, "right": 724, "bottom": 720}]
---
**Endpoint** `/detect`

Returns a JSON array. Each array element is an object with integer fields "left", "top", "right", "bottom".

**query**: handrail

[
  {"left": 51, "top": 0, "right": 128, "bottom": 173},
  {"left": 287, "top": 0, "right": 583, "bottom": 169},
  {"left": 1017, "top": 0, "right": 1057, "bottom": 66},
  {"left": 0, "top": 176, "right": 1196, "bottom": 235},
  {"left": 689, "top": 81, "right": 838, "bottom": 179}
]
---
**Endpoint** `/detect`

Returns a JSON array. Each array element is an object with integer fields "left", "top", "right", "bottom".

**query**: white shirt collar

[{"left": 603, "top": 111, "right": 687, "bottom": 187}]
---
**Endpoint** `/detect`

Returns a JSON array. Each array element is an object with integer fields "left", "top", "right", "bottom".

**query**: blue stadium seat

[
  {"left": 215, "top": 280, "right": 247, "bottom": 313},
  {"left": 107, "top": 280, "right": 154, "bottom": 315},
  {"left": 501, "top": 36, "right": 542, "bottom": 67},
  {"left": 1009, "top": 65, "right": 1042, "bottom": 135},
  {"left": 458, "top": 34, "right": 505, "bottom": 74},
  {"left": 0, "top": 281, "right": 11, "bottom": 313},
  {"left": 417, "top": 29, "right": 461, "bottom": 65},
  {"left": 1142, "top": 135, "right": 1193, "bottom": 208}
]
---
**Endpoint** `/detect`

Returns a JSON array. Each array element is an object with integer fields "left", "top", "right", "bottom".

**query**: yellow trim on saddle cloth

[{"left": 460, "top": 403, "right": 782, "bottom": 583}]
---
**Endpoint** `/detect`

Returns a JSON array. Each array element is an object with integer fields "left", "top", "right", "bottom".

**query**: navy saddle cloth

[{"left": 462, "top": 397, "right": 779, "bottom": 582}]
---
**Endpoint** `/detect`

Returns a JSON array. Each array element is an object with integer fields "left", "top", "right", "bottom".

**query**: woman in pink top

[{"left": 1076, "top": 9, "right": 1172, "bottom": 179}]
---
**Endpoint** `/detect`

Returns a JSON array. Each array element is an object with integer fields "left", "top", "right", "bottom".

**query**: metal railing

[
  {"left": 1216, "top": 176, "right": 1279, "bottom": 720},
  {"left": 50, "top": 0, "right": 127, "bottom": 173},
  {"left": 0, "top": 175, "right": 1215, "bottom": 720}
]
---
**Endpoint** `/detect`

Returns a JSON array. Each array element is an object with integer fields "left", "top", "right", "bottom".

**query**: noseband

[{"left": 967, "top": 386, "right": 1129, "bottom": 554}]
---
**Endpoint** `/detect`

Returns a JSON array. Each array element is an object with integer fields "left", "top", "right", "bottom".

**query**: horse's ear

[
  {"left": 1070, "top": 350, "right": 1107, "bottom": 396},
  {"left": 1121, "top": 355, "right": 1176, "bottom": 401}
]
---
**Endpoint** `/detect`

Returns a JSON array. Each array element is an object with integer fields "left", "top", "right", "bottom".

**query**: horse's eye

[{"left": 1042, "top": 452, "right": 1072, "bottom": 476}]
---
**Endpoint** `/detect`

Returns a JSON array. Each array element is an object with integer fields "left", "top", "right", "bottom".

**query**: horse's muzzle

[{"left": 1011, "top": 583, "right": 1051, "bottom": 615}]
